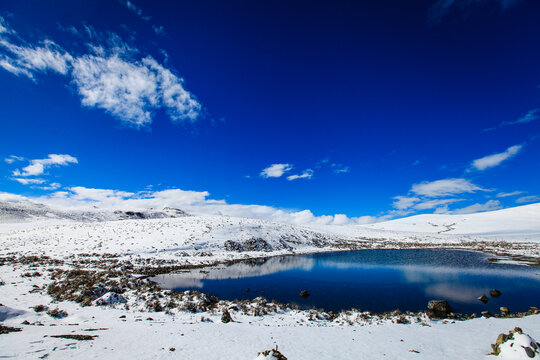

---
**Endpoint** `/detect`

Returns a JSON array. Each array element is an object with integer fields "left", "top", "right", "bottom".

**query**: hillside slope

[{"left": 362, "top": 202, "right": 540, "bottom": 239}]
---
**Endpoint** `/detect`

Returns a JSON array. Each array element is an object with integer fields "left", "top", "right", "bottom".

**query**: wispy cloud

[
  {"left": 0, "top": 38, "right": 73, "bottom": 80},
  {"left": 483, "top": 109, "right": 539, "bottom": 132},
  {"left": 121, "top": 0, "right": 151, "bottom": 21},
  {"left": 449, "top": 200, "right": 502, "bottom": 214},
  {"left": 0, "top": 17, "right": 201, "bottom": 128},
  {"left": 496, "top": 190, "right": 523, "bottom": 198},
  {"left": 152, "top": 26, "right": 165, "bottom": 36},
  {"left": 258, "top": 160, "right": 349, "bottom": 181},
  {"left": 428, "top": 0, "right": 523, "bottom": 23},
  {"left": 314, "top": 159, "right": 351, "bottom": 174},
  {"left": 413, "top": 198, "right": 464, "bottom": 211},
  {"left": 12, "top": 178, "right": 45, "bottom": 185},
  {"left": 0, "top": 16, "right": 10, "bottom": 34},
  {"left": 260, "top": 163, "right": 293, "bottom": 178},
  {"left": 392, "top": 196, "right": 421, "bottom": 210},
  {"left": 12, "top": 154, "right": 78, "bottom": 177},
  {"left": 392, "top": 195, "right": 464, "bottom": 211},
  {"left": 331, "top": 163, "right": 350, "bottom": 174},
  {"left": 515, "top": 195, "right": 540, "bottom": 204},
  {"left": 470, "top": 144, "right": 522, "bottom": 171},
  {"left": 411, "top": 178, "right": 486, "bottom": 197},
  {"left": 4, "top": 155, "right": 24, "bottom": 164},
  {"left": 37, "top": 182, "right": 62, "bottom": 191},
  {"left": 287, "top": 169, "right": 314, "bottom": 181}
]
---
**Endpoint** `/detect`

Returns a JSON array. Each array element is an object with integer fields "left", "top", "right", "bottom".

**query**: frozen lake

[{"left": 154, "top": 249, "right": 540, "bottom": 313}]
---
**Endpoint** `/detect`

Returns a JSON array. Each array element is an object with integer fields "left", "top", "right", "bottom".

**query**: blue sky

[{"left": 0, "top": 0, "right": 539, "bottom": 224}]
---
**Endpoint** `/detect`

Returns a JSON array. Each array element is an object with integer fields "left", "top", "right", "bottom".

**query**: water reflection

[
  {"left": 155, "top": 255, "right": 315, "bottom": 289},
  {"left": 154, "top": 249, "right": 540, "bottom": 313}
]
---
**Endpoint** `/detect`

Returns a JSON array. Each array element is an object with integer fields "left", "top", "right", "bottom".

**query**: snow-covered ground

[
  {"left": 363, "top": 203, "right": 540, "bottom": 240},
  {"left": 1, "top": 200, "right": 539, "bottom": 359}
]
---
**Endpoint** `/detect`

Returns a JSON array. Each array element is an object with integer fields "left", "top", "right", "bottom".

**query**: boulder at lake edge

[{"left": 427, "top": 300, "right": 453, "bottom": 319}]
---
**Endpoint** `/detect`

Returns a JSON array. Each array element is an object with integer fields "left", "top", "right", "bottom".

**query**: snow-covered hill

[
  {"left": 0, "top": 215, "right": 353, "bottom": 260},
  {"left": 1, "top": 199, "right": 539, "bottom": 262},
  {"left": 362, "top": 202, "right": 540, "bottom": 240}
]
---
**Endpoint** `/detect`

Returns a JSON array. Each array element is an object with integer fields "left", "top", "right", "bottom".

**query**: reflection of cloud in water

[
  {"left": 424, "top": 283, "right": 489, "bottom": 303},
  {"left": 319, "top": 261, "right": 540, "bottom": 282},
  {"left": 158, "top": 278, "right": 204, "bottom": 289},
  {"left": 400, "top": 265, "right": 540, "bottom": 284},
  {"left": 154, "top": 256, "right": 315, "bottom": 289}
]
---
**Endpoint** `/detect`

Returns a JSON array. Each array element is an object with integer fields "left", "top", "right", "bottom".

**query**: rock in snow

[
  {"left": 492, "top": 327, "right": 540, "bottom": 359},
  {"left": 95, "top": 292, "right": 127, "bottom": 305}
]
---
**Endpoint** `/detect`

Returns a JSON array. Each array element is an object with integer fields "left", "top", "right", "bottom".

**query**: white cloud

[
  {"left": 0, "top": 18, "right": 71, "bottom": 78},
  {"left": 392, "top": 196, "right": 420, "bottom": 210},
  {"left": 471, "top": 144, "right": 522, "bottom": 171},
  {"left": 71, "top": 51, "right": 200, "bottom": 128},
  {"left": 515, "top": 195, "right": 540, "bottom": 204},
  {"left": 13, "top": 154, "right": 78, "bottom": 177},
  {"left": 449, "top": 200, "right": 502, "bottom": 215},
  {"left": 0, "top": 38, "right": 73, "bottom": 80},
  {"left": 0, "top": 192, "right": 28, "bottom": 202},
  {"left": 287, "top": 169, "right": 314, "bottom": 181},
  {"left": 4, "top": 155, "right": 24, "bottom": 164},
  {"left": 392, "top": 195, "right": 463, "bottom": 211},
  {"left": 0, "top": 18, "right": 201, "bottom": 128},
  {"left": 12, "top": 178, "right": 45, "bottom": 185},
  {"left": 36, "top": 182, "right": 62, "bottom": 191},
  {"left": 260, "top": 163, "right": 292, "bottom": 178},
  {"left": 496, "top": 190, "right": 523, "bottom": 198},
  {"left": 413, "top": 198, "right": 464, "bottom": 211},
  {"left": 9, "top": 185, "right": 385, "bottom": 226},
  {"left": 411, "top": 178, "right": 485, "bottom": 197}
]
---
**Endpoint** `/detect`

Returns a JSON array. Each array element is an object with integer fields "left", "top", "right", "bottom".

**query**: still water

[{"left": 154, "top": 249, "right": 540, "bottom": 313}]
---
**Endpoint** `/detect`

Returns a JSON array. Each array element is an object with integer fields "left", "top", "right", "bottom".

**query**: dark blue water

[{"left": 154, "top": 249, "right": 540, "bottom": 313}]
